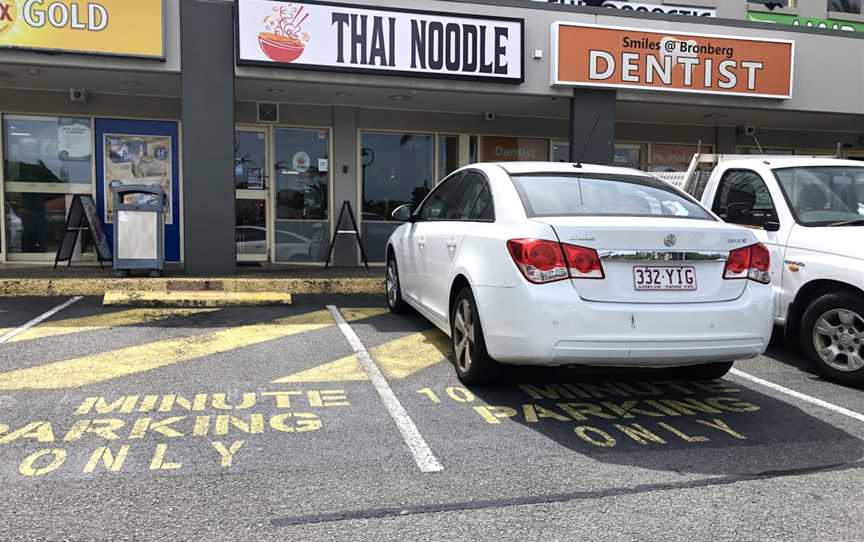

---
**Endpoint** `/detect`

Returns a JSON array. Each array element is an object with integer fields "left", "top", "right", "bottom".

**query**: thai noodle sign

[
  {"left": 0, "top": 0, "right": 164, "bottom": 58},
  {"left": 236, "top": 0, "right": 524, "bottom": 82},
  {"left": 552, "top": 23, "right": 795, "bottom": 99}
]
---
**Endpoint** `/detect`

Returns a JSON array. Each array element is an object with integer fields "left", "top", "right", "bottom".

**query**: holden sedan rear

[{"left": 385, "top": 162, "right": 774, "bottom": 385}]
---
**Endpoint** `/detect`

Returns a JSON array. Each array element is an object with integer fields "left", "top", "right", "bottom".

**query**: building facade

[{"left": 0, "top": 0, "right": 862, "bottom": 273}]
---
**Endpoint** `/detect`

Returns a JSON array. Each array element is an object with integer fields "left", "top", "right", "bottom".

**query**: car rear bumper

[{"left": 474, "top": 280, "right": 773, "bottom": 367}]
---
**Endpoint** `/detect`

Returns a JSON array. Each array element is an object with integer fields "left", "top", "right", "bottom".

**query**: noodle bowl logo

[
  {"left": 0, "top": 0, "right": 16, "bottom": 38},
  {"left": 259, "top": 3, "right": 310, "bottom": 63}
]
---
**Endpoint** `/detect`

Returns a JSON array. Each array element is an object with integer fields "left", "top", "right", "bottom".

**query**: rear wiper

[{"left": 827, "top": 218, "right": 864, "bottom": 227}]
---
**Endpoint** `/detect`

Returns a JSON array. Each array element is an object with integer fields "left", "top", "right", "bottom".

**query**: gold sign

[{"left": 0, "top": 0, "right": 164, "bottom": 59}]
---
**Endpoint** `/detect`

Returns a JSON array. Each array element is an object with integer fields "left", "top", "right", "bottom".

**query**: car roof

[
  {"left": 475, "top": 161, "right": 655, "bottom": 177},
  {"left": 721, "top": 157, "right": 864, "bottom": 170}
]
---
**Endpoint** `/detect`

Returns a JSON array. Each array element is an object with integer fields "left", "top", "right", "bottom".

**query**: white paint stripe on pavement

[
  {"left": 731, "top": 368, "right": 864, "bottom": 424},
  {"left": 328, "top": 305, "right": 444, "bottom": 474},
  {"left": 0, "top": 296, "right": 84, "bottom": 345}
]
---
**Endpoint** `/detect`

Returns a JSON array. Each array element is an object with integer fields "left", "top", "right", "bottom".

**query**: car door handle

[
  {"left": 417, "top": 237, "right": 426, "bottom": 247},
  {"left": 446, "top": 239, "right": 458, "bottom": 250}
]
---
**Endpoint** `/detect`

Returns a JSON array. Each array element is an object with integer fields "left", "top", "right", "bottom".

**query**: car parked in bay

[
  {"left": 385, "top": 162, "right": 775, "bottom": 385},
  {"left": 683, "top": 155, "right": 864, "bottom": 385}
]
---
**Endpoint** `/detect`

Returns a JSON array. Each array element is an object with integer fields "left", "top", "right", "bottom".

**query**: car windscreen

[
  {"left": 510, "top": 173, "right": 714, "bottom": 220},
  {"left": 773, "top": 166, "right": 864, "bottom": 226}
]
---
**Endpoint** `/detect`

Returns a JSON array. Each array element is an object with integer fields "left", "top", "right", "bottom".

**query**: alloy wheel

[
  {"left": 453, "top": 299, "right": 476, "bottom": 373},
  {"left": 813, "top": 308, "right": 864, "bottom": 372},
  {"left": 386, "top": 260, "right": 399, "bottom": 307}
]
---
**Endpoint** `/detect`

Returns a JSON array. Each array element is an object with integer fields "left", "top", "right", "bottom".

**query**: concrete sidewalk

[{"left": 0, "top": 264, "right": 384, "bottom": 298}]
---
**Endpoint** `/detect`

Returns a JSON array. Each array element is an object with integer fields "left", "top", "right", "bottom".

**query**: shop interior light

[
  {"left": 389, "top": 95, "right": 411, "bottom": 102},
  {"left": 268, "top": 88, "right": 285, "bottom": 94}
]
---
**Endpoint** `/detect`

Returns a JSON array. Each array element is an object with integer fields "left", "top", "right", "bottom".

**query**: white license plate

[{"left": 633, "top": 266, "right": 697, "bottom": 291}]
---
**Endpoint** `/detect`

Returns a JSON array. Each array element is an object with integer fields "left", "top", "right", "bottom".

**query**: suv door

[
  {"left": 407, "top": 173, "right": 465, "bottom": 311},
  {"left": 711, "top": 168, "right": 788, "bottom": 317},
  {"left": 424, "top": 171, "right": 489, "bottom": 322}
]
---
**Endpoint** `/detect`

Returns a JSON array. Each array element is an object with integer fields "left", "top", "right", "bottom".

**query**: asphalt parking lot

[{"left": 1, "top": 295, "right": 864, "bottom": 541}]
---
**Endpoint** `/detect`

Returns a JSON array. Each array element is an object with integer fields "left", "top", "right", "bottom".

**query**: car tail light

[
  {"left": 562, "top": 244, "right": 605, "bottom": 279},
  {"left": 508, "top": 239, "right": 604, "bottom": 284},
  {"left": 724, "top": 243, "right": 771, "bottom": 284}
]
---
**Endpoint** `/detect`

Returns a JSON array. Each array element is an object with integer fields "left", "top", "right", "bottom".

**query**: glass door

[
  {"left": 273, "top": 128, "right": 330, "bottom": 264},
  {"left": 3, "top": 115, "right": 95, "bottom": 262},
  {"left": 234, "top": 128, "right": 269, "bottom": 262}
]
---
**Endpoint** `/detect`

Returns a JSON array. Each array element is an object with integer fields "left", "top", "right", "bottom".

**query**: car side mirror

[
  {"left": 764, "top": 221, "right": 781, "bottom": 232},
  {"left": 391, "top": 204, "right": 415, "bottom": 223}
]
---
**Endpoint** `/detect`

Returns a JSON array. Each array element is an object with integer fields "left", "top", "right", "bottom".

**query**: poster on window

[{"left": 103, "top": 134, "right": 173, "bottom": 224}]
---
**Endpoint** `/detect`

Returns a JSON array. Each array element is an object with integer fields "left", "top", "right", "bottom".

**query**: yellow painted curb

[
  {"left": 0, "top": 277, "right": 384, "bottom": 297},
  {"left": 103, "top": 291, "right": 294, "bottom": 307}
]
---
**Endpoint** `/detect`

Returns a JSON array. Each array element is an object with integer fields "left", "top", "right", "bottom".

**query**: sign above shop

[
  {"left": 552, "top": 23, "right": 794, "bottom": 99},
  {"left": 0, "top": 0, "right": 164, "bottom": 59},
  {"left": 748, "top": 11, "right": 863, "bottom": 32},
  {"left": 532, "top": 1, "right": 715, "bottom": 17},
  {"left": 236, "top": 0, "right": 524, "bottom": 82}
]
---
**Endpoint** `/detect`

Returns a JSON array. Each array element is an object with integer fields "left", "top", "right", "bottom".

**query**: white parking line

[
  {"left": 328, "top": 305, "right": 444, "bottom": 474},
  {"left": 730, "top": 368, "right": 864, "bottom": 424},
  {"left": 0, "top": 296, "right": 84, "bottom": 345}
]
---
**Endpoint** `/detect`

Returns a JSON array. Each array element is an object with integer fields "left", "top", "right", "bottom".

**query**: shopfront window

[
  {"left": 273, "top": 128, "right": 330, "bottom": 263},
  {"left": 234, "top": 131, "right": 267, "bottom": 190},
  {"left": 553, "top": 142, "right": 643, "bottom": 168},
  {"left": 829, "top": 0, "right": 860, "bottom": 14},
  {"left": 361, "top": 131, "right": 435, "bottom": 262},
  {"left": 438, "top": 135, "right": 460, "bottom": 181},
  {"left": 649, "top": 143, "right": 713, "bottom": 172},
  {"left": 480, "top": 137, "right": 549, "bottom": 162},
  {"left": 3, "top": 115, "right": 93, "bottom": 258}
]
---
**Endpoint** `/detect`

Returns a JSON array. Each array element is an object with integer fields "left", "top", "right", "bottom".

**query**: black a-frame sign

[
  {"left": 54, "top": 195, "right": 112, "bottom": 269},
  {"left": 324, "top": 200, "right": 369, "bottom": 270}
]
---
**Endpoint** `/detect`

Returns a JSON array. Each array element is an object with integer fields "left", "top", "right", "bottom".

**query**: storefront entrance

[
  {"left": 234, "top": 126, "right": 332, "bottom": 265},
  {"left": 234, "top": 128, "right": 269, "bottom": 262}
]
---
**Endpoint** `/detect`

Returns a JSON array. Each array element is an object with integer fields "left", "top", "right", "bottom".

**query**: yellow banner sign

[{"left": 0, "top": 0, "right": 164, "bottom": 58}]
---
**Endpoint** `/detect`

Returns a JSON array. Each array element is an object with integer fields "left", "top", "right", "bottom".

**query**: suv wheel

[{"left": 801, "top": 292, "right": 864, "bottom": 385}]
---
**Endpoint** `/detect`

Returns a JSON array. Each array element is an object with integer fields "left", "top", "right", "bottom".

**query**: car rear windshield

[{"left": 510, "top": 173, "right": 714, "bottom": 220}]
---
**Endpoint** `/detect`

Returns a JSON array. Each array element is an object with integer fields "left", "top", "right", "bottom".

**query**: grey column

[
  {"left": 332, "top": 106, "right": 360, "bottom": 267},
  {"left": 569, "top": 89, "right": 616, "bottom": 165},
  {"left": 180, "top": 0, "right": 236, "bottom": 276}
]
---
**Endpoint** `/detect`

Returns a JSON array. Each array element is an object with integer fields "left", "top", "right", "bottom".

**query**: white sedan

[{"left": 385, "top": 162, "right": 775, "bottom": 385}]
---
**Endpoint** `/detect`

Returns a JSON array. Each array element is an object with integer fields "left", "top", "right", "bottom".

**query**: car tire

[
  {"left": 672, "top": 361, "right": 735, "bottom": 380},
  {"left": 386, "top": 253, "right": 411, "bottom": 314},
  {"left": 451, "top": 287, "right": 497, "bottom": 386},
  {"left": 801, "top": 292, "right": 864, "bottom": 386}
]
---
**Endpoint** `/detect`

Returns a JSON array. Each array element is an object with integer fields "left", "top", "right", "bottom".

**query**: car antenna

[{"left": 574, "top": 115, "right": 601, "bottom": 169}]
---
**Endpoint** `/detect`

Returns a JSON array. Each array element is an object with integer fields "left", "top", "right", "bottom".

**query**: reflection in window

[
  {"left": 438, "top": 135, "right": 460, "bottom": 182},
  {"left": 362, "top": 132, "right": 435, "bottom": 262},
  {"left": 274, "top": 128, "right": 329, "bottom": 221},
  {"left": 362, "top": 132, "right": 435, "bottom": 220},
  {"left": 234, "top": 131, "right": 267, "bottom": 190},
  {"left": 4, "top": 193, "right": 69, "bottom": 254},
  {"left": 829, "top": 0, "right": 860, "bottom": 14},
  {"left": 3, "top": 116, "right": 92, "bottom": 184},
  {"left": 273, "top": 128, "right": 330, "bottom": 264}
]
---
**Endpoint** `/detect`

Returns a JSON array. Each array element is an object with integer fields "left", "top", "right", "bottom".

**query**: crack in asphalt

[{"left": 270, "top": 460, "right": 864, "bottom": 528}]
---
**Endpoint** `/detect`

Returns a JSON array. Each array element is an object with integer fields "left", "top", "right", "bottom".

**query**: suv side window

[
  {"left": 712, "top": 169, "right": 778, "bottom": 228},
  {"left": 417, "top": 173, "right": 465, "bottom": 221}
]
